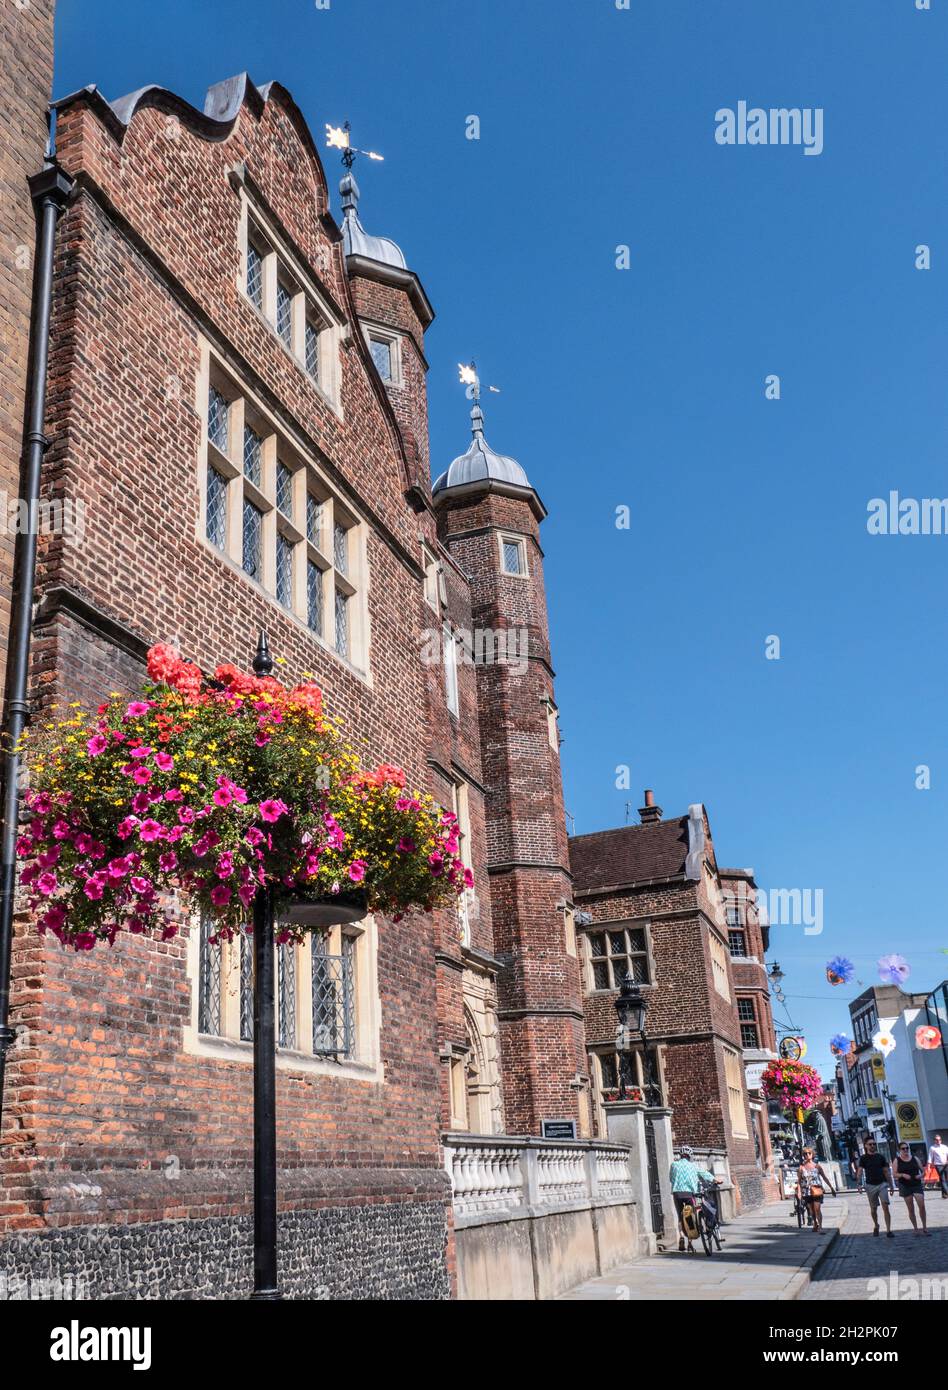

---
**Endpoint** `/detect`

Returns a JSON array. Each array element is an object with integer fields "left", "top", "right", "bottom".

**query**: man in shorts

[{"left": 856, "top": 1137, "right": 895, "bottom": 1237}]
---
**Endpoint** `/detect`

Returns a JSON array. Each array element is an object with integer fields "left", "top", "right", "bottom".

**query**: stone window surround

[
  {"left": 196, "top": 339, "right": 371, "bottom": 679},
  {"left": 582, "top": 917, "right": 656, "bottom": 994},
  {"left": 362, "top": 321, "right": 403, "bottom": 388},
  {"left": 722, "top": 1041, "right": 749, "bottom": 1138},
  {"left": 182, "top": 915, "right": 383, "bottom": 1085},
  {"left": 497, "top": 531, "right": 529, "bottom": 578},
  {"left": 709, "top": 930, "right": 732, "bottom": 1003},
  {"left": 421, "top": 542, "right": 445, "bottom": 614},
  {"left": 236, "top": 188, "right": 344, "bottom": 414}
]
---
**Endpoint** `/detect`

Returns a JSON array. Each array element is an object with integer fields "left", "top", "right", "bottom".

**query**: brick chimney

[{"left": 639, "top": 789, "right": 663, "bottom": 825}]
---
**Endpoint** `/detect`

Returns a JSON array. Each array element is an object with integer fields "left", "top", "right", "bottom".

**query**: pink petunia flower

[
  {"left": 138, "top": 820, "right": 164, "bottom": 843},
  {"left": 86, "top": 734, "right": 108, "bottom": 757},
  {"left": 348, "top": 860, "right": 367, "bottom": 883},
  {"left": 245, "top": 827, "right": 264, "bottom": 847},
  {"left": 212, "top": 788, "right": 232, "bottom": 808},
  {"left": 129, "top": 745, "right": 152, "bottom": 760},
  {"left": 210, "top": 884, "right": 231, "bottom": 907},
  {"left": 36, "top": 871, "right": 58, "bottom": 896},
  {"left": 132, "top": 766, "right": 153, "bottom": 786},
  {"left": 158, "top": 851, "right": 178, "bottom": 872},
  {"left": 154, "top": 751, "right": 174, "bottom": 772},
  {"left": 125, "top": 702, "right": 151, "bottom": 719},
  {"left": 83, "top": 876, "right": 105, "bottom": 901},
  {"left": 164, "top": 788, "right": 184, "bottom": 802},
  {"left": 259, "top": 799, "right": 288, "bottom": 823}
]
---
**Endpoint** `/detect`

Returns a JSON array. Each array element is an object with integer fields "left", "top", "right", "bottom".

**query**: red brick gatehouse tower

[
  {"left": 432, "top": 399, "right": 591, "bottom": 1137},
  {"left": 569, "top": 793, "right": 767, "bottom": 1210}
]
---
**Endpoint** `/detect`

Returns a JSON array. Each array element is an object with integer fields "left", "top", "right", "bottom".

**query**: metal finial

[{"left": 253, "top": 629, "right": 274, "bottom": 677}]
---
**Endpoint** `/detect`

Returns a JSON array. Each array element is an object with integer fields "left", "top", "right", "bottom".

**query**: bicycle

[
  {"left": 677, "top": 1179, "right": 725, "bottom": 1256},
  {"left": 791, "top": 1189, "right": 813, "bottom": 1229}
]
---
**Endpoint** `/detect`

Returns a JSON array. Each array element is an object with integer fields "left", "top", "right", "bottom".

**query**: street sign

[
  {"left": 541, "top": 1120, "right": 577, "bottom": 1141},
  {"left": 745, "top": 1062, "right": 766, "bottom": 1090},
  {"left": 895, "top": 1101, "right": 923, "bottom": 1143}
]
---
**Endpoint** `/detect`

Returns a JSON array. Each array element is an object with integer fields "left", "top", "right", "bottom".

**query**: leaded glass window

[
  {"left": 334, "top": 587, "right": 349, "bottom": 659},
  {"left": 206, "top": 466, "right": 226, "bottom": 550},
  {"left": 741, "top": 1022, "right": 759, "bottom": 1048},
  {"left": 305, "top": 319, "right": 320, "bottom": 380},
  {"left": 502, "top": 538, "right": 524, "bottom": 575},
  {"left": 307, "top": 560, "right": 323, "bottom": 636},
  {"left": 242, "top": 500, "right": 263, "bottom": 581},
  {"left": 276, "top": 534, "right": 294, "bottom": 610},
  {"left": 277, "top": 462, "right": 293, "bottom": 517},
  {"left": 278, "top": 943, "right": 297, "bottom": 1050},
  {"left": 240, "top": 930, "right": 254, "bottom": 1042},
  {"left": 208, "top": 386, "right": 229, "bottom": 453},
  {"left": 243, "top": 425, "right": 262, "bottom": 488},
  {"left": 306, "top": 493, "right": 322, "bottom": 547},
  {"left": 276, "top": 281, "right": 293, "bottom": 347},
  {"left": 333, "top": 522, "right": 348, "bottom": 574},
  {"left": 198, "top": 915, "right": 222, "bottom": 1036},
  {"left": 247, "top": 239, "right": 263, "bottom": 310},
  {"left": 370, "top": 337, "right": 392, "bottom": 382},
  {"left": 311, "top": 931, "right": 355, "bottom": 1058},
  {"left": 728, "top": 930, "right": 747, "bottom": 957},
  {"left": 599, "top": 1052, "right": 635, "bottom": 1091},
  {"left": 587, "top": 925, "right": 649, "bottom": 990}
]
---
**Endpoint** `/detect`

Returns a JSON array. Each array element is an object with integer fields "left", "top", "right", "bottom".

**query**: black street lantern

[
  {"left": 615, "top": 975, "right": 647, "bottom": 1036},
  {"left": 613, "top": 974, "right": 662, "bottom": 1105},
  {"left": 248, "top": 631, "right": 366, "bottom": 1301}
]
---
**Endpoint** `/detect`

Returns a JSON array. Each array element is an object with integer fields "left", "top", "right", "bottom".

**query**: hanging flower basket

[
  {"left": 16, "top": 645, "right": 472, "bottom": 950},
  {"left": 759, "top": 1059, "right": 822, "bottom": 1117}
]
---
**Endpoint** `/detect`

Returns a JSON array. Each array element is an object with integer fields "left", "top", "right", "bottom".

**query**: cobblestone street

[{"left": 801, "top": 1185, "right": 948, "bottom": 1300}]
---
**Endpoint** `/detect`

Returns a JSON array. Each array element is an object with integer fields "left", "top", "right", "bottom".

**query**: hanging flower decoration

[
  {"left": 826, "top": 956, "right": 854, "bottom": 986},
  {"left": 872, "top": 1027, "right": 896, "bottom": 1057},
  {"left": 878, "top": 954, "right": 910, "bottom": 986},
  {"left": 916, "top": 1025, "right": 941, "bottom": 1051},
  {"left": 829, "top": 1032, "right": 851, "bottom": 1056},
  {"left": 15, "top": 645, "right": 472, "bottom": 950},
  {"left": 760, "top": 1059, "right": 823, "bottom": 1116}
]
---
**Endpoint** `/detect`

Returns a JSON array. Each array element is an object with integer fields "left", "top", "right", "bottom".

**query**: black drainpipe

[{"left": 0, "top": 162, "right": 74, "bottom": 1127}]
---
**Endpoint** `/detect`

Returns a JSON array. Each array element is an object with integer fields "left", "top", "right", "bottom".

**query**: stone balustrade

[
  {"left": 443, "top": 1132, "right": 642, "bottom": 1299},
  {"left": 443, "top": 1133, "right": 635, "bottom": 1222}
]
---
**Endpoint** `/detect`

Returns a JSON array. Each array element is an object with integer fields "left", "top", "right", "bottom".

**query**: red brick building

[
  {"left": 569, "top": 793, "right": 772, "bottom": 1210},
  {"left": 0, "top": 58, "right": 588, "bottom": 1298}
]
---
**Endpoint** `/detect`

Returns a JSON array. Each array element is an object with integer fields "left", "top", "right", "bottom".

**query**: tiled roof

[{"left": 569, "top": 818, "right": 690, "bottom": 891}]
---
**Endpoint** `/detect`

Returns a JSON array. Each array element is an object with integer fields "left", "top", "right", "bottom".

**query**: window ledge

[{"left": 184, "top": 1028, "right": 383, "bottom": 1085}]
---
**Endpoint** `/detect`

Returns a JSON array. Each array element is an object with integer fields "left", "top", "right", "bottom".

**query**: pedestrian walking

[
  {"left": 856, "top": 1138, "right": 895, "bottom": 1237},
  {"left": 895, "top": 1142, "right": 930, "bottom": 1236},
  {"left": 928, "top": 1134, "right": 948, "bottom": 1198},
  {"left": 796, "top": 1147, "right": 837, "bottom": 1233}
]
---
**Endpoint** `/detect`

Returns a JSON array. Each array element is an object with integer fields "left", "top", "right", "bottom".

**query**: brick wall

[{"left": 0, "top": 0, "right": 55, "bottom": 699}]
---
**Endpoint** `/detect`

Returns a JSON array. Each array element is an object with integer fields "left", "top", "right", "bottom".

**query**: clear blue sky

[{"left": 54, "top": 0, "right": 948, "bottom": 1088}]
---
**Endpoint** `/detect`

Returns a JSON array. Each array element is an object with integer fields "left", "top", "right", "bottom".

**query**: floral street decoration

[
  {"left": 872, "top": 1027, "right": 896, "bottom": 1058},
  {"left": 759, "top": 1059, "right": 823, "bottom": 1117},
  {"left": 17, "top": 644, "right": 473, "bottom": 950},
  {"left": 829, "top": 1033, "right": 851, "bottom": 1056},
  {"left": 916, "top": 1025, "right": 942, "bottom": 1050},
  {"left": 825, "top": 956, "right": 854, "bottom": 986},
  {"left": 878, "top": 953, "right": 910, "bottom": 986}
]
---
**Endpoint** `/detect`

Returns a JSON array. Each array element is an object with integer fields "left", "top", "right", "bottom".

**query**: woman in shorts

[
  {"left": 796, "top": 1147, "right": 836, "bottom": 1233},
  {"left": 894, "top": 1142, "right": 930, "bottom": 1236}
]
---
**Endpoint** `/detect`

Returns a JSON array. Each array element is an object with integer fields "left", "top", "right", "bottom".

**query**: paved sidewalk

[
  {"left": 801, "top": 1185, "right": 948, "bottom": 1299},
  {"left": 557, "top": 1196, "right": 847, "bottom": 1300}
]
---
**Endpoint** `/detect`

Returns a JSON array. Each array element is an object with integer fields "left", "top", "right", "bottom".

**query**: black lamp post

[
  {"left": 614, "top": 974, "right": 661, "bottom": 1106},
  {"left": 247, "top": 631, "right": 365, "bottom": 1301}
]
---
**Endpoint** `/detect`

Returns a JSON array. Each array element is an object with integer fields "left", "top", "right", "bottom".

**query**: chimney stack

[{"left": 639, "top": 789, "right": 663, "bottom": 825}]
